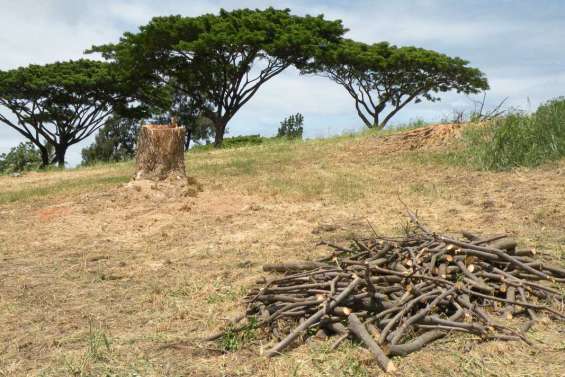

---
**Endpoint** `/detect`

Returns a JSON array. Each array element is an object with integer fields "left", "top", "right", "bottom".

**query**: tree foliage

[
  {"left": 277, "top": 113, "right": 304, "bottom": 139},
  {"left": 0, "top": 8, "right": 493, "bottom": 167},
  {"left": 81, "top": 116, "right": 140, "bottom": 165},
  {"left": 151, "top": 87, "right": 214, "bottom": 149},
  {"left": 90, "top": 7, "right": 345, "bottom": 146},
  {"left": 306, "top": 40, "right": 489, "bottom": 129},
  {"left": 0, "top": 59, "right": 145, "bottom": 167},
  {"left": 0, "top": 142, "right": 43, "bottom": 174}
]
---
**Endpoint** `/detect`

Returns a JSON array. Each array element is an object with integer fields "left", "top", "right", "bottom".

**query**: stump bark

[{"left": 135, "top": 124, "right": 186, "bottom": 181}]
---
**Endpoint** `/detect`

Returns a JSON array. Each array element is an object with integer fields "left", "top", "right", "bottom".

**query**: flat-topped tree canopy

[
  {"left": 89, "top": 7, "right": 346, "bottom": 146},
  {"left": 0, "top": 59, "right": 151, "bottom": 167},
  {"left": 305, "top": 39, "right": 489, "bottom": 129}
]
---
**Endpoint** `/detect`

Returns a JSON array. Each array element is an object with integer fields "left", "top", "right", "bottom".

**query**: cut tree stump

[{"left": 135, "top": 124, "right": 186, "bottom": 181}]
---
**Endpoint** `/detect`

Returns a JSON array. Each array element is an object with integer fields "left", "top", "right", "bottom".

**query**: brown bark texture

[{"left": 135, "top": 124, "right": 186, "bottom": 181}]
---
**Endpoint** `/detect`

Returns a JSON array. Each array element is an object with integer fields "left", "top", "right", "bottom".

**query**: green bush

[
  {"left": 534, "top": 97, "right": 565, "bottom": 156},
  {"left": 191, "top": 135, "right": 265, "bottom": 151},
  {"left": 459, "top": 97, "right": 565, "bottom": 170},
  {"left": 0, "top": 142, "right": 43, "bottom": 174},
  {"left": 223, "top": 135, "right": 264, "bottom": 148}
]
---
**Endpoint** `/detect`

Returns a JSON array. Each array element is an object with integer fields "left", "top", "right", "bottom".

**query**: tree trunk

[
  {"left": 213, "top": 120, "right": 226, "bottom": 148},
  {"left": 55, "top": 145, "right": 67, "bottom": 168},
  {"left": 374, "top": 103, "right": 386, "bottom": 128},
  {"left": 371, "top": 112, "right": 381, "bottom": 129},
  {"left": 379, "top": 115, "right": 394, "bottom": 130},
  {"left": 135, "top": 124, "right": 186, "bottom": 181},
  {"left": 38, "top": 146, "right": 50, "bottom": 168}
]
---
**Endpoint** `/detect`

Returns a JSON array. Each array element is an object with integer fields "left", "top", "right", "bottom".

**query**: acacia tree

[
  {"left": 90, "top": 8, "right": 345, "bottom": 146},
  {"left": 0, "top": 60, "right": 144, "bottom": 167},
  {"left": 307, "top": 40, "right": 489, "bottom": 129}
]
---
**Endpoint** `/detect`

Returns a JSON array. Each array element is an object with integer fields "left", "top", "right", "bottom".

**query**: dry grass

[{"left": 1, "top": 130, "right": 564, "bottom": 376}]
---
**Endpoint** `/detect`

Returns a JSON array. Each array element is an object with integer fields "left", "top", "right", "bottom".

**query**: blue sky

[{"left": 1, "top": 0, "right": 564, "bottom": 166}]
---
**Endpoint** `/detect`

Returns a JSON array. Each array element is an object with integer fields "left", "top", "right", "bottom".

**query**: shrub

[
  {"left": 394, "top": 118, "right": 428, "bottom": 130},
  {"left": 191, "top": 135, "right": 265, "bottom": 151},
  {"left": 459, "top": 97, "right": 565, "bottom": 170},
  {"left": 222, "top": 135, "right": 265, "bottom": 148},
  {"left": 277, "top": 113, "right": 304, "bottom": 139},
  {"left": 0, "top": 142, "right": 42, "bottom": 174},
  {"left": 534, "top": 97, "right": 565, "bottom": 157}
]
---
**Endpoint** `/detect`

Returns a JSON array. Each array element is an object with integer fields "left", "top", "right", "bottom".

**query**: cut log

[
  {"left": 490, "top": 238, "right": 517, "bottom": 252},
  {"left": 386, "top": 330, "right": 445, "bottom": 356},
  {"left": 135, "top": 124, "right": 186, "bottom": 181},
  {"left": 348, "top": 313, "right": 397, "bottom": 373},
  {"left": 265, "top": 277, "right": 361, "bottom": 357},
  {"left": 263, "top": 262, "right": 331, "bottom": 273}
]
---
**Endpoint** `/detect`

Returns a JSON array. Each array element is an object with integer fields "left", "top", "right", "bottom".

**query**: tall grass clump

[{"left": 459, "top": 97, "right": 565, "bottom": 170}]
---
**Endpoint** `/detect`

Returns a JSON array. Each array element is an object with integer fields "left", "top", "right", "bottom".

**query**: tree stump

[{"left": 135, "top": 124, "right": 186, "bottom": 181}]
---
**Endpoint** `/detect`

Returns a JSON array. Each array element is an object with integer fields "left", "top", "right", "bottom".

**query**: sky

[{"left": 1, "top": 0, "right": 564, "bottom": 166}]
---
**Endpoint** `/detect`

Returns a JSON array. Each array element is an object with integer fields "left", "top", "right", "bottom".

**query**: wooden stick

[
  {"left": 471, "top": 234, "right": 509, "bottom": 245},
  {"left": 263, "top": 261, "right": 332, "bottom": 272},
  {"left": 503, "top": 286, "right": 516, "bottom": 320},
  {"left": 387, "top": 329, "right": 445, "bottom": 356},
  {"left": 488, "top": 238, "right": 517, "bottom": 250},
  {"left": 379, "top": 289, "right": 441, "bottom": 344},
  {"left": 386, "top": 307, "right": 465, "bottom": 356},
  {"left": 348, "top": 313, "right": 397, "bottom": 373},
  {"left": 390, "top": 288, "right": 456, "bottom": 344},
  {"left": 330, "top": 332, "right": 350, "bottom": 350},
  {"left": 438, "top": 236, "right": 552, "bottom": 280},
  {"left": 518, "top": 286, "right": 537, "bottom": 333},
  {"left": 240, "top": 214, "right": 565, "bottom": 368},
  {"left": 491, "top": 267, "right": 563, "bottom": 296},
  {"left": 462, "top": 288, "right": 564, "bottom": 319},
  {"left": 265, "top": 277, "right": 362, "bottom": 357}
]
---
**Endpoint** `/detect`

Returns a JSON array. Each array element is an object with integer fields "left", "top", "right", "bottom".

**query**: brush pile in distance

[{"left": 208, "top": 213, "right": 565, "bottom": 373}]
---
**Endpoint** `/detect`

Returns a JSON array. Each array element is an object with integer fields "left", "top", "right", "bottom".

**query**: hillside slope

[{"left": 1, "top": 127, "right": 564, "bottom": 376}]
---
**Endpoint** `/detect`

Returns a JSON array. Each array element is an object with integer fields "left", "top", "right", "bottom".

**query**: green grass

[
  {"left": 87, "top": 317, "right": 111, "bottom": 362},
  {"left": 218, "top": 317, "right": 258, "bottom": 352},
  {"left": 454, "top": 97, "right": 565, "bottom": 171},
  {"left": 189, "top": 120, "right": 427, "bottom": 155},
  {"left": 266, "top": 170, "right": 367, "bottom": 202},
  {"left": 188, "top": 135, "right": 375, "bottom": 203},
  {"left": 4, "top": 101, "right": 561, "bottom": 208},
  {"left": 0, "top": 174, "right": 129, "bottom": 205},
  {"left": 0, "top": 122, "right": 418, "bottom": 205},
  {"left": 391, "top": 117, "right": 429, "bottom": 130},
  {"left": 0, "top": 123, "right": 420, "bottom": 206}
]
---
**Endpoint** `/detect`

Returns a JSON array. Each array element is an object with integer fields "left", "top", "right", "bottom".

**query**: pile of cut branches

[{"left": 207, "top": 212, "right": 565, "bottom": 373}]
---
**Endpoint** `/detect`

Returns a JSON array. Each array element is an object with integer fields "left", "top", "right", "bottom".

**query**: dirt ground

[{"left": 0, "top": 127, "right": 564, "bottom": 376}]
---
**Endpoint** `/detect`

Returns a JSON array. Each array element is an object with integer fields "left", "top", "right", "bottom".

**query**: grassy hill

[{"left": 0, "top": 125, "right": 564, "bottom": 376}]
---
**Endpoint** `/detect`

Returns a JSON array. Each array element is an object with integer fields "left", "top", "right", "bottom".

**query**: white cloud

[
  {"left": 245, "top": 68, "right": 352, "bottom": 116},
  {"left": 0, "top": 2, "right": 120, "bottom": 69}
]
